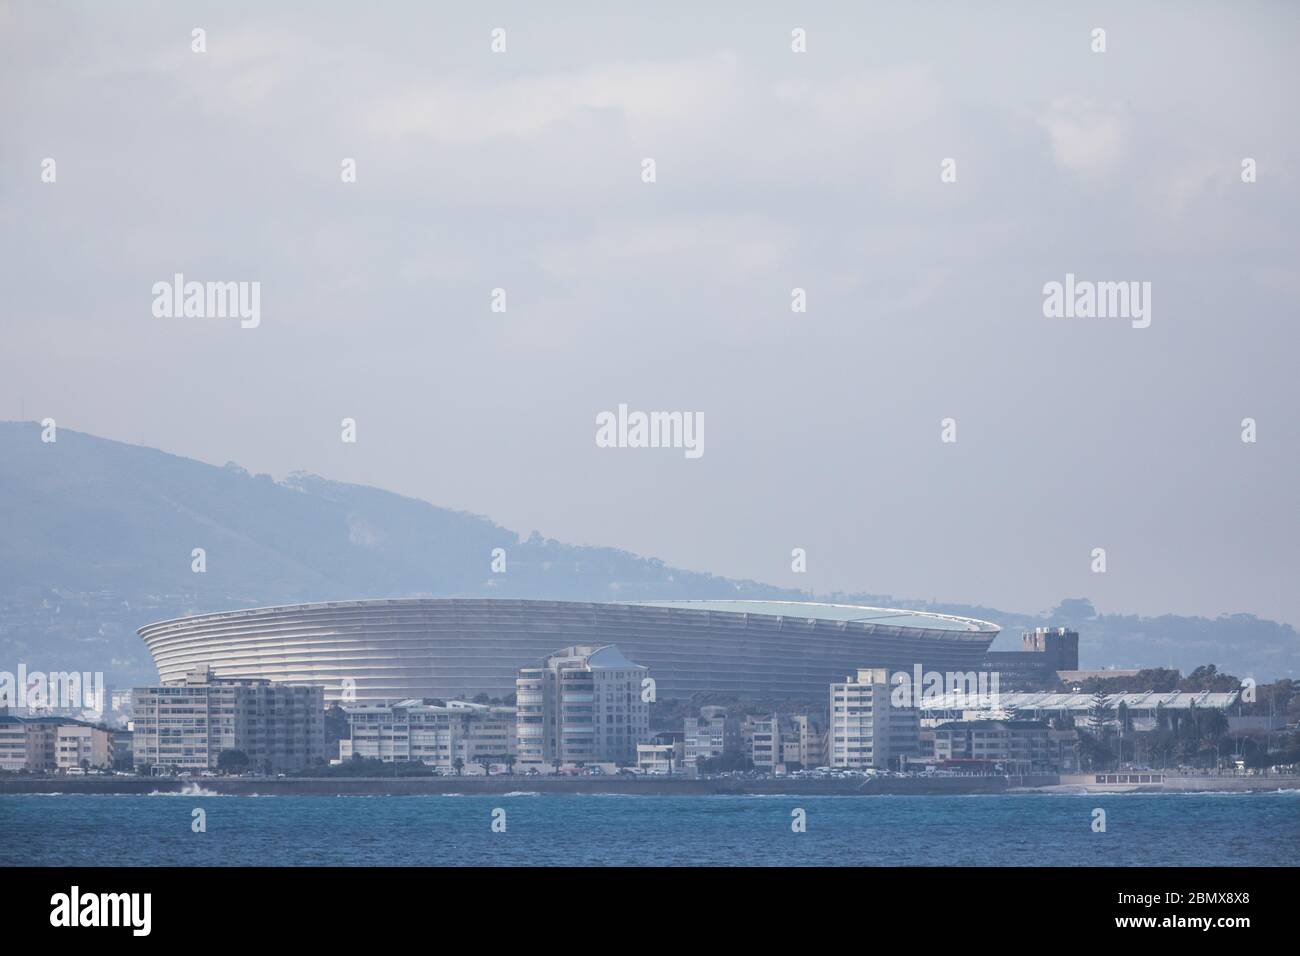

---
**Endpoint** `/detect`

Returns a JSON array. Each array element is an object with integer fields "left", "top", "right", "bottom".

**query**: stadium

[{"left": 137, "top": 598, "right": 1001, "bottom": 703}]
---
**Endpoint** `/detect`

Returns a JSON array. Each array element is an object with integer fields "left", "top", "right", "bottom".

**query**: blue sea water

[{"left": 2, "top": 791, "right": 1297, "bottom": 866}]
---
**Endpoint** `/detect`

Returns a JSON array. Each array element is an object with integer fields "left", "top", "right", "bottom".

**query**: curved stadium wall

[{"left": 137, "top": 599, "right": 1000, "bottom": 703}]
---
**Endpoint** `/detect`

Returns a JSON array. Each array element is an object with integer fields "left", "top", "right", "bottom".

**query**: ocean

[{"left": 3, "top": 790, "right": 1297, "bottom": 866}]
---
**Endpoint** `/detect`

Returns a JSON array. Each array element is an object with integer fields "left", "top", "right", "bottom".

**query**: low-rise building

[
  {"left": 637, "top": 733, "right": 684, "bottom": 774},
  {"left": 340, "top": 698, "right": 517, "bottom": 769},
  {"left": 683, "top": 705, "right": 739, "bottom": 770},
  {"left": 0, "top": 712, "right": 27, "bottom": 770},
  {"left": 55, "top": 722, "right": 112, "bottom": 770},
  {"left": 919, "top": 690, "right": 1240, "bottom": 731},
  {"left": 750, "top": 714, "right": 826, "bottom": 772},
  {"left": 932, "top": 720, "right": 1055, "bottom": 773},
  {"left": 785, "top": 714, "right": 826, "bottom": 769},
  {"left": 0, "top": 710, "right": 112, "bottom": 771}
]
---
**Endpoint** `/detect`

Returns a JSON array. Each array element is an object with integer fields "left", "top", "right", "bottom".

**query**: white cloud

[
  {"left": 536, "top": 217, "right": 787, "bottom": 283},
  {"left": 773, "top": 65, "right": 942, "bottom": 132},
  {"left": 365, "top": 52, "right": 743, "bottom": 144},
  {"left": 1039, "top": 96, "right": 1127, "bottom": 176}
]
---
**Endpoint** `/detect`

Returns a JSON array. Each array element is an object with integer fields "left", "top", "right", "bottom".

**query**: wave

[{"left": 148, "top": 783, "right": 220, "bottom": 797}]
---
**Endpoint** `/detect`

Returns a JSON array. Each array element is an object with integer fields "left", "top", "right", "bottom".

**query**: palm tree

[{"left": 453, "top": 757, "right": 464, "bottom": 777}]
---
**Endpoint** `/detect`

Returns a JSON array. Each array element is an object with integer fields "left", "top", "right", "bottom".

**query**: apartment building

[
  {"left": 0, "top": 711, "right": 112, "bottom": 771},
  {"left": 0, "top": 713, "right": 50, "bottom": 770},
  {"left": 637, "top": 733, "right": 685, "bottom": 774},
  {"left": 829, "top": 668, "right": 920, "bottom": 770},
  {"left": 751, "top": 716, "right": 781, "bottom": 770},
  {"left": 683, "top": 705, "right": 740, "bottom": 770},
  {"left": 132, "top": 665, "right": 324, "bottom": 773},
  {"left": 340, "top": 698, "right": 517, "bottom": 768},
  {"left": 932, "top": 720, "right": 1055, "bottom": 773},
  {"left": 516, "top": 645, "right": 650, "bottom": 769},
  {"left": 786, "top": 714, "right": 826, "bottom": 769},
  {"left": 55, "top": 722, "right": 112, "bottom": 770},
  {"left": 750, "top": 714, "right": 826, "bottom": 771}
]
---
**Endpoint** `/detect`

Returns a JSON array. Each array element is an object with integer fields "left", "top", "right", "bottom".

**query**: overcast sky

[{"left": 2, "top": 1, "right": 1298, "bottom": 626}]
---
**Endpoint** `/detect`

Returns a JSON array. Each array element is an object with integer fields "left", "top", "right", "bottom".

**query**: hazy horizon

[
  {"left": 5, "top": 417, "right": 1295, "bottom": 635},
  {"left": 3, "top": 2, "right": 1298, "bottom": 628}
]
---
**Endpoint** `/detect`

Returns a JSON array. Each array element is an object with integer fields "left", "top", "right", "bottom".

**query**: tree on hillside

[
  {"left": 1181, "top": 665, "right": 1241, "bottom": 693},
  {"left": 1052, "top": 598, "right": 1097, "bottom": 622}
]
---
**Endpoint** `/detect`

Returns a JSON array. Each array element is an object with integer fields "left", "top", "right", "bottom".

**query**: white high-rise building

[
  {"left": 516, "top": 645, "right": 650, "bottom": 769},
  {"left": 829, "top": 668, "right": 919, "bottom": 770}
]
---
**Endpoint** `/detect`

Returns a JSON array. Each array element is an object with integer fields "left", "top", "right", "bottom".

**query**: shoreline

[{"left": 3, "top": 774, "right": 1297, "bottom": 797}]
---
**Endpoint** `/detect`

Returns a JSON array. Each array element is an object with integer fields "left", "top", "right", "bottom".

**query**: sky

[{"left": 2, "top": 1, "right": 1298, "bottom": 626}]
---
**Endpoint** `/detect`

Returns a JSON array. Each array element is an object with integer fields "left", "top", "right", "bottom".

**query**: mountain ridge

[{"left": 1, "top": 421, "right": 1295, "bottom": 685}]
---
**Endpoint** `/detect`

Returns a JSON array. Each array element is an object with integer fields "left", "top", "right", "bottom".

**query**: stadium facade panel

[{"left": 138, "top": 599, "right": 1000, "bottom": 703}]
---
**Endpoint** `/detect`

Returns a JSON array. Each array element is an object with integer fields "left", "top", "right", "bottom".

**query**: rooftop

[
  {"left": 633, "top": 600, "right": 999, "bottom": 633},
  {"left": 919, "top": 690, "right": 1241, "bottom": 711},
  {"left": 140, "top": 597, "right": 1000, "bottom": 635}
]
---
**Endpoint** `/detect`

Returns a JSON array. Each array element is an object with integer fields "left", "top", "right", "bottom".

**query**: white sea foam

[{"left": 148, "top": 783, "right": 220, "bottom": 797}]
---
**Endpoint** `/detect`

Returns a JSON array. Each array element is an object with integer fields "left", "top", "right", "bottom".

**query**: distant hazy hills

[
  {"left": 0, "top": 421, "right": 793, "bottom": 605},
  {"left": 1, "top": 421, "right": 1296, "bottom": 685}
]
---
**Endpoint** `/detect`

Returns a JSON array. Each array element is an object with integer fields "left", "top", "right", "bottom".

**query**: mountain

[{"left": 0, "top": 421, "right": 1295, "bottom": 686}]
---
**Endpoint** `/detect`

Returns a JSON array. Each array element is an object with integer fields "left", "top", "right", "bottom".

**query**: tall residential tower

[
  {"left": 829, "top": 667, "right": 920, "bottom": 770},
  {"left": 516, "top": 645, "right": 649, "bottom": 769}
]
